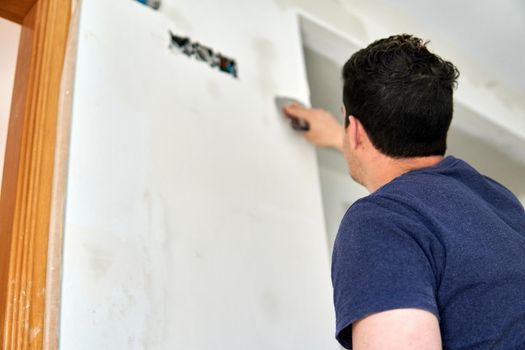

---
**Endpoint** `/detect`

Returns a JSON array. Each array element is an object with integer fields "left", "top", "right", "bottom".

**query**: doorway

[{"left": 0, "top": 1, "right": 73, "bottom": 348}]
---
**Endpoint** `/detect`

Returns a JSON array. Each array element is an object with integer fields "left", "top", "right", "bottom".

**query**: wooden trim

[
  {"left": 0, "top": 0, "right": 72, "bottom": 348},
  {"left": 0, "top": 0, "right": 37, "bottom": 24},
  {"left": 43, "top": 0, "right": 80, "bottom": 348},
  {"left": 0, "top": 5, "right": 37, "bottom": 347}
]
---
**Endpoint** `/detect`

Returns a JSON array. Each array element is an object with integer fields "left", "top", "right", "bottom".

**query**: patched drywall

[{"left": 60, "top": 1, "right": 337, "bottom": 349}]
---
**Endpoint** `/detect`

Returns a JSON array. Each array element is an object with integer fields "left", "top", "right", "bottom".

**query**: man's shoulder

[
  {"left": 344, "top": 188, "right": 423, "bottom": 220},
  {"left": 340, "top": 193, "right": 422, "bottom": 236}
]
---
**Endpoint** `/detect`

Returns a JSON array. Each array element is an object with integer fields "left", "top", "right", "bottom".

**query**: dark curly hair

[{"left": 342, "top": 34, "right": 460, "bottom": 158}]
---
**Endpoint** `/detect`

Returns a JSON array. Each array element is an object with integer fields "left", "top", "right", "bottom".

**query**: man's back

[{"left": 332, "top": 156, "right": 525, "bottom": 349}]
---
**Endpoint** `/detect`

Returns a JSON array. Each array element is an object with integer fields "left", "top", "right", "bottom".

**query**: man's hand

[{"left": 283, "top": 104, "right": 344, "bottom": 151}]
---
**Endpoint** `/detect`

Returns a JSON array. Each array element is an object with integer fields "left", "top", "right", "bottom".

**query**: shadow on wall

[{"left": 448, "top": 127, "right": 525, "bottom": 200}]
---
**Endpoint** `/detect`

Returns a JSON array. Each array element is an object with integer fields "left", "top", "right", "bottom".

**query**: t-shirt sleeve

[{"left": 331, "top": 198, "right": 439, "bottom": 349}]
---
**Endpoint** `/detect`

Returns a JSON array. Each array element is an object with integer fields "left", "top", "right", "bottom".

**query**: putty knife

[{"left": 275, "top": 96, "right": 310, "bottom": 132}]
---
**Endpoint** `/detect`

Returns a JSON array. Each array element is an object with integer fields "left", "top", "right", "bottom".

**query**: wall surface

[
  {"left": 0, "top": 17, "right": 20, "bottom": 195},
  {"left": 303, "top": 45, "right": 368, "bottom": 250},
  {"left": 60, "top": 0, "right": 525, "bottom": 348},
  {"left": 60, "top": 0, "right": 337, "bottom": 349}
]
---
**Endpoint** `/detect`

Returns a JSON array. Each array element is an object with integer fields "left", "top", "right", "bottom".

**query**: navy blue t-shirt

[{"left": 332, "top": 156, "right": 525, "bottom": 349}]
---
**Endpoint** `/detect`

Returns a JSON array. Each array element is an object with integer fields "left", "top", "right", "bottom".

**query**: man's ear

[
  {"left": 350, "top": 116, "right": 371, "bottom": 150},
  {"left": 347, "top": 115, "right": 359, "bottom": 150}
]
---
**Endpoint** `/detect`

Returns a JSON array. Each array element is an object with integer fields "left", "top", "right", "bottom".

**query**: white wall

[
  {"left": 60, "top": 0, "right": 337, "bottom": 349},
  {"left": 317, "top": 164, "right": 368, "bottom": 250},
  {"left": 303, "top": 44, "right": 368, "bottom": 250},
  {"left": 0, "top": 18, "right": 20, "bottom": 194},
  {"left": 449, "top": 104, "right": 525, "bottom": 203}
]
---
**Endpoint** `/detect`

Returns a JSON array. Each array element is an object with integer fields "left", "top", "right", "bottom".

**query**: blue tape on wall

[{"left": 135, "top": 0, "right": 161, "bottom": 10}]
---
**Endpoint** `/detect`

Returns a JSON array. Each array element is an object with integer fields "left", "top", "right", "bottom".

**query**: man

[{"left": 284, "top": 35, "right": 525, "bottom": 349}]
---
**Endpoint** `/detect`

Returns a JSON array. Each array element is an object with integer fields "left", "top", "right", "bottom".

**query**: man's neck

[{"left": 364, "top": 155, "right": 445, "bottom": 193}]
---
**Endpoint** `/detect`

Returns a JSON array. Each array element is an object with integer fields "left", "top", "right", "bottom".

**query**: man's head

[{"left": 340, "top": 34, "right": 459, "bottom": 185}]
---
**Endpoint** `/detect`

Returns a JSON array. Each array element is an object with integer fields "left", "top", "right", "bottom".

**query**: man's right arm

[
  {"left": 352, "top": 308, "right": 442, "bottom": 350},
  {"left": 332, "top": 199, "right": 441, "bottom": 349}
]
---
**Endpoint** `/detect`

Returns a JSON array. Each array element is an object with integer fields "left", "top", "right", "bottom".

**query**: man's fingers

[{"left": 283, "top": 104, "right": 313, "bottom": 121}]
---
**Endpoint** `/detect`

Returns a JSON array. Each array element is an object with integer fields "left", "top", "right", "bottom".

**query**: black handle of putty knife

[{"left": 275, "top": 96, "right": 311, "bottom": 132}]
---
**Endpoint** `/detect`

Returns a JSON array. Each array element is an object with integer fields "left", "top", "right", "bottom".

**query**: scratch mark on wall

[
  {"left": 87, "top": 245, "right": 113, "bottom": 280},
  {"left": 252, "top": 37, "right": 277, "bottom": 96},
  {"left": 141, "top": 188, "right": 170, "bottom": 346},
  {"left": 252, "top": 37, "right": 278, "bottom": 125}
]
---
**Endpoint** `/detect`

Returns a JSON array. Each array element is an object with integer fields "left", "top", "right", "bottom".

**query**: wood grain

[
  {"left": 0, "top": 0, "right": 71, "bottom": 348},
  {"left": 0, "top": 0, "right": 37, "bottom": 24},
  {"left": 0, "top": 5, "right": 36, "bottom": 347}
]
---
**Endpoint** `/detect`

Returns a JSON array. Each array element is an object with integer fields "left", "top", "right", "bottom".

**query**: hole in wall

[
  {"left": 134, "top": 0, "right": 161, "bottom": 10},
  {"left": 169, "top": 31, "right": 238, "bottom": 79}
]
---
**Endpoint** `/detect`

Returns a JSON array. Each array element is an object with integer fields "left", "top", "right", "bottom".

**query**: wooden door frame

[{"left": 0, "top": 0, "right": 77, "bottom": 348}]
